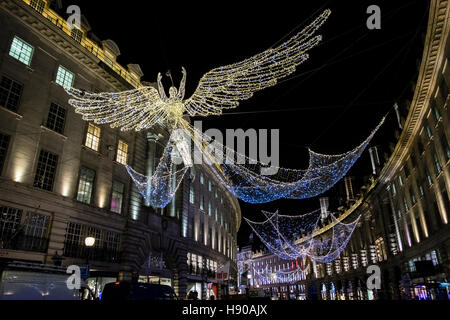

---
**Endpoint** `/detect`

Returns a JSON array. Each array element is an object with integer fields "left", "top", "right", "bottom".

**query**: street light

[
  {"left": 84, "top": 236, "right": 95, "bottom": 266},
  {"left": 85, "top": 237, "right": 95, "bottom": 247}
]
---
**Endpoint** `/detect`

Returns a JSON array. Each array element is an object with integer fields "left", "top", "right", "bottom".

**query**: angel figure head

[{"left": 158, "top": 67, "right": 187, "bottom": 102}]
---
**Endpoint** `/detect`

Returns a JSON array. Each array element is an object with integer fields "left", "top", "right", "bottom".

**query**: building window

[
  {"left": 110, "top": 181, "right": 124, "bottom": 214},
  {"left": 0, "top": 206, "right": 23, "bottom": 239},
  {"left": 0, "top": 76, "right": 23, "bottom": 112},
  {"left": 392, "top": 183, "right": 397, "bottom": 196},
  {"left": 85, "top": 123, "right": 101, "bottom": 151},
  {"left": 9, "top": 36, "right": 34, "bottom": 66},
  {"left": 433, "top": 153, "right": 442, "bottom": 175},
  {"left": 215, "top": 208, "right": 218, "bottom": 221},
  {"left": 33, "top": 150, "right": 58, "bottom": 191},
  {"left": 208, "top": 180, "right": 212, "bottom": 191},
  {"left": 70, "top": 28, "right": 83, "bottom": 43},
  {"left": 208, "top": 202, "right": 212, "bottom": 216},
  {"left": 46, "top": 103, "right": 66, "bottom": 134},
  {"left": 55, "top": 66, "right": 75, "bottom": 88},
  {"left": 418, "top": 182, "right": 425, "bottom": 197},
  {"left": 404, "top": 165, "right": 410, "bottom": 178},
  {"left": 23, "top": 212, "right": 50, "bottom": 251},
  {"left": 200, "top": 173, "right": 204, "bottom": 184},
  {"left": 189, "top": 185, "right": 195, "bottom": 204},
  {"left": 403, "top": 198, "right": 409, "bottom": 212},
  {"left": 410, "top": 188, "right": 416, "bottom": 205},
  {"left": 0, "top": 133, "right": 10, "bottom": 175},
  {"left": 440, "top": 132, "right": 450, "bottom": 162},
  {"left": 76, "top": 166, "right": 95, "bottom": 204},
  {"left": 398, "top": 175, "right": 403, "bottom": 186},
  {"left": 433, "top": 105, "right": 441, "bottom": 123},
  {"left": 425, "top": 167, "right": 433, "bottom": 186},
  {"left": 425, "top": 125, "right": 433, "bottom": 139},
  {"left": 200, "top": 196, "right": 204, "bottom": 210},
  {"left": 116, "top": 140, "right": 128, "bottom": 164}
]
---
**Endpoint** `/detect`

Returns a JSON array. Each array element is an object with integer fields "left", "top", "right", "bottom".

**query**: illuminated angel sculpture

[
  {"left": 65, "top": 9, "right": 385, "bottom": 208},
  {"left": 66, "top": 9, "right": 331, "bottom": 131}
]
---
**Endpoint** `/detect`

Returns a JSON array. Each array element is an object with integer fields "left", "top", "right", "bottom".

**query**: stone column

[{"left": 145, "top": 133, "right": 158, "bottom": 207}]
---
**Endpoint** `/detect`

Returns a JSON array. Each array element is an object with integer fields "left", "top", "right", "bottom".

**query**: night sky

[{"left": 58, "top": 0, "right": 429, "bottom": 247}]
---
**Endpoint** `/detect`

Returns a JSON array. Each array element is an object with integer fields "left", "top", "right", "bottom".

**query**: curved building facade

[{"left": 239, "top": 0, "right": 450, "bottom": 300}]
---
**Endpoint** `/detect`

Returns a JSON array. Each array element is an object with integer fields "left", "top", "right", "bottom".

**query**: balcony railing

[
  {"left": 63, "top": 242, "right": 120, "bottom": 263},
  {"left": 0, "top": 234, "right": 49, "bottom": 253}
]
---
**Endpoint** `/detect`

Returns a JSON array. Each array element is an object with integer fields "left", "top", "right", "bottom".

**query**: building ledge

[
  {"left": 0, "top": 105, "right": 23, "bottom": 120},
  {"left": 39, "top": 125, "right": 68, "bottom": 140}
]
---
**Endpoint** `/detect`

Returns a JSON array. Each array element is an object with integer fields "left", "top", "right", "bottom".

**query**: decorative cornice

[{"left": 379, "top": 0, "right": 450, "bottom": 183}]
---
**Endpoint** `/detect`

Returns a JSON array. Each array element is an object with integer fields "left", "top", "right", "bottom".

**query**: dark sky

[{"left": 59, "top": 0, "right": 429, "bottom": 247}]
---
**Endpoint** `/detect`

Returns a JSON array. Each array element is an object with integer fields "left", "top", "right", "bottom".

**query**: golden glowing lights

[{"left": 65, "top": 10, "right": 331, "bottom": 132}]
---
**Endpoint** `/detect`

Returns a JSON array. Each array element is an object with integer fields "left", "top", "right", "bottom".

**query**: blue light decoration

[
  {"left": 244, "top": 209, "right": 361, "bottom": 263},
  {"left": 126, "top": 116, "right": 385, "bottom": 208},
  {"left": 127, "top": 136, "right": 188, "bottom": 208}
]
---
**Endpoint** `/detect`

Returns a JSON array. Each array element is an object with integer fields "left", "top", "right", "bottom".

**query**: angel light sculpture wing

[{"left": 65, "top": 9, "right": 331, "bottom": 131}]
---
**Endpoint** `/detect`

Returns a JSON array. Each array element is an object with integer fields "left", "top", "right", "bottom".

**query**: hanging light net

[
  {"left": 126, "top": 116, "right": 385, "bottom": 208},
  {"left": 126, "top": 132, "right": 189, "bottom": 208},
  {"left": 244, "top": 209, "right": 360, "bottom": 263}
]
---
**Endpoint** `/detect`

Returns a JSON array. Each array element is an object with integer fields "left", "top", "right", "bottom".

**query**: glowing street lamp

[{"left": 84, "top": 236, "right": 95, "bottom": 247}]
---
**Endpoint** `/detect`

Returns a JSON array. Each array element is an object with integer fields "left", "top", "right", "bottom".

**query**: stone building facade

[{"left": 0, "top": 0, "right": 240, "bottom": 299}]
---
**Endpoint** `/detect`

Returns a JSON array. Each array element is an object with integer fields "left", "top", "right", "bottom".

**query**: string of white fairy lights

[
  {"left": 244, "top": 209, "right": 361, "bottom": 263},
  {"left": 253, "top": 262, "right": 309, "bottom": 285}
]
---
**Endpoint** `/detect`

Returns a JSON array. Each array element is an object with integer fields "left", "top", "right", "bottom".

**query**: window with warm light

[
  {"left": 55, "top": 65, "right": 75, "bottom": 88},
  {"left": 9, "top": 36, "right": 34, "bottom": 66},
  {"left": 110, "top": 181, "right": 124, "bottom": 214},
  {"left": 30, "top": 0, "right": 45, "bottom": 13},
  {"left": 85, "top": 123, "right": 101, "bottom": 151},
  {"left": 116, "top": 140, "right": 128, "bottom": 164}
]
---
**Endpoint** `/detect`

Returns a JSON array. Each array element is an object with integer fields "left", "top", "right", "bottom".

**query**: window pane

[
  {"left": 85, "top": 123, "right": 101, "bottom": 151},
  {"left": 33, "top": 150, "right": 58, "bottom": 191},
  {"left": 189, "top": 185, "right": 195, "bottom": 204},
  {"left": 111, "top": 181, "right": 124, "bottom": 214},
  {"left": 0, "top": 206, "right": 23, "bottom": 239},
  {"left": 116, "top": 140, "right": 128, "bottom": 164},
  {"left": 9, "top": 36, "right": 34, "bottom": 66},
  {"left": 76, "top": 166, "right": 95, "bottom": 204},
  {"left": 0, "top": 133, "right": 10, "bottom": 174},
  {"left": 55, "top": 65, "right": 75, "bottom": 88},
  {"left": 0, "top": 76, "right": 23, "bottom": 112},
  {"left": 46, "top": 103, "right": 66, "bottom": 134}
]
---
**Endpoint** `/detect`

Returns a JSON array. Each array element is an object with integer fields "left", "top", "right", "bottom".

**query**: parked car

[
  {"left": 0, "top": 261, "right": 95, "bottom": 300},
  {"left": 101, "top": 281, "right": 177, "bottom": 301}
]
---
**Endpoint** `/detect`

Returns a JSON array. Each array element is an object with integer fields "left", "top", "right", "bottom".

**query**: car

[{"left": 101, "top": 281, "right": 178, "bottom": 301}]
